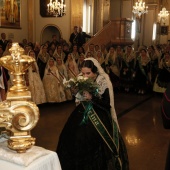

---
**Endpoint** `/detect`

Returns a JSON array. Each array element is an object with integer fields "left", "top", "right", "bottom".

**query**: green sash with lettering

[{"left": 81, "top": 101, "right": 122, "bottom": 170}]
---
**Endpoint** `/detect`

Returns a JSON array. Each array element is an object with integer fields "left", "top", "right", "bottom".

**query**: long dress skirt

[{"left": 56, "top": 102, "right": 129, "bottom": 170}]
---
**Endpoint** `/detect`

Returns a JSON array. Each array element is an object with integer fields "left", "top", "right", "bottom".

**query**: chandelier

[
  {"left": 158, "top": 7, "right": 169, "bottom": 23},
  {"left": 47, "top": 0, "right": 66, "bottom": 17},
  {"left": 132, "top": 0, "right": 148, "bottom": 18}
]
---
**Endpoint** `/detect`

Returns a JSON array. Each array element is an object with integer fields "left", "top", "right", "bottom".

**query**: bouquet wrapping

[{"left": 63, "top": 75, "right": 100, "bottom": 98}]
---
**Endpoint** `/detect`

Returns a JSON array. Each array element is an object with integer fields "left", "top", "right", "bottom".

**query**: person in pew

[
  {"left": 120, "top": 45, "right": 136, "bottom": 93},
  {"left": 43, "top": 58, "right": 66, "bottom": 103},
  {"left": 25, "top": 50, "right": 46, "bottom": 105},
  {"left": 0, "top": 33, "right": 8, "bottom": 51},
  {"left": 37, "top": 44, "right": 50, "bottom": 79},
  {"left": 56, "top": 57, "right": 72, "bottom": 101},
  {"left": 65, "top": 53, "right": 79, "bottom": 79},
  {"left": 153, "top": 51, "right": 170, "bottom": 93},
  {"left": 105, "top": 46, "right": 121, "bottom": 91}
]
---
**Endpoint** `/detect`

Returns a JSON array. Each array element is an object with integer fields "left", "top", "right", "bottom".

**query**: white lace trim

[
  {"left": 85, "top": 57, "right": 120, "bottom": 131},
  {"left": 96, "top": 75, "right": 107, "bottom": 95}
]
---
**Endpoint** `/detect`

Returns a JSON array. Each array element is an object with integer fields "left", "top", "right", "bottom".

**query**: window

[{"left": 131, "top": 20, "right": 136, "bottom": 40}]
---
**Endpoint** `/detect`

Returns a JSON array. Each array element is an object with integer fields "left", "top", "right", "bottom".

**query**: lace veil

[{"left": 84, "top": 57, "right": 120, "bottom": 131}]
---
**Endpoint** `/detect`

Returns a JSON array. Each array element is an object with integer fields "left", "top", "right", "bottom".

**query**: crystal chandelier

[
  {"left": 132, "top": 0, "right": 148, "bottom": 18},
  {"left": 158, "top": 7, "right": 169, "bottom": 23},
  {"left": 47, "top": 0, "right": 66, "bottom": 17}
]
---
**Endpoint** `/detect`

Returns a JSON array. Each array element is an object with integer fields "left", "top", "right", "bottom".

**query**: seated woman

[
  {"left": 134, "top": 49, "right": 151, "bottom": 94},
  {"left": 153, "top": 51, "right": 170, "bottom": 93},
  {"left": 71, "top": 44, "right": 79, "bottom": 62},
  {"left": 56, "top": 57, "right": 72, "bottom": 101},
  {"left": 26, "top": 50, "right": 46, "bottom": 105},
  {"left": 43, "top": 58, "right": 66, "bottom": 103},
  {"left": 105, "top": 46, "right": 121, "bottom": 90},
  {"left": 95, "top": 50, "right": 106, "bottom": 71},
  {"left": 77, "top": 53, "right": 85, "bottom": 72},
  {"left": 37, "top": 44, "right": 50, "bottom": 79},
  {"left": 2, "top": 42, "right": 12, "bottom": 56},
  {"left": 56, "top": 58, "right": 129, "bottom": 170},
  {"left": 65, "top": 53, "right": 79, "bottom": 79},
  {"left": 120, "top": 45, "right": 135, "bottom": 92}
]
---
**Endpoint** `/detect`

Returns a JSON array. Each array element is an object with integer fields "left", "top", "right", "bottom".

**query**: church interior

[{"left": 0, "top": 0, "right": 170, "bottom": 170}]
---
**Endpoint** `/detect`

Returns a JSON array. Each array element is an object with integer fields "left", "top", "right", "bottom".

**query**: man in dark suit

[
  {"left": 78, "top": 26, "right": 92, "bottom": 47},
  {"left": 0, "top": 33, "right": 8, "bottom": 51},
  {"left": 69, "top": 26, "right": 79, "bottom": 48}
]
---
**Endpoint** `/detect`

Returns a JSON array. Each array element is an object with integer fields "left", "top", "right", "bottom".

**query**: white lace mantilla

[{"left": 96, "top": 74, "right": 107, "bottom": 95}]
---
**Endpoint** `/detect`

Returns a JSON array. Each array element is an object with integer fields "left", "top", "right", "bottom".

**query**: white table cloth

[{"left": 0, "top": 138, "right": 61, "bottom": 170}]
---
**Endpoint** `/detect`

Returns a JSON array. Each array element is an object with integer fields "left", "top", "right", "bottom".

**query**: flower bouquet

[{"left": 63, "top": 75, "right": 100, "bottom": 98}]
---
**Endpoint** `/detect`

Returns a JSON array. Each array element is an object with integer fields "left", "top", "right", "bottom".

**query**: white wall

[
  {"left": 143, "top": 9, "right": 155, "bottom": 46},
  {"left": 0, "top": 0, "right": 71, "bottom": 44},
  {"left": 110, "top": 0, "right": 121, "bottom": 19},
  {"left": 122, "top": 0, "right": 132, "bottom": 19},
  {"left": 34, "top": 0, "right": 71, "bottom": 44},
  {"left": 0, "top": 0, "right": 28, "bottom": 43}
]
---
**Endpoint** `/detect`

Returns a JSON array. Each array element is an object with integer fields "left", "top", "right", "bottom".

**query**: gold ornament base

[
  {"left": 8, "top": 136, "right": 36, "bottom": 153},
  {"left": 6, "top": 90, "right": 31, "bottom": 101}
]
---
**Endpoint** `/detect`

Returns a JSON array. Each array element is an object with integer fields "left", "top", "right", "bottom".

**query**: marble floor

[{"left": 32, "top": 92, "right": 170, "bottom": 170}]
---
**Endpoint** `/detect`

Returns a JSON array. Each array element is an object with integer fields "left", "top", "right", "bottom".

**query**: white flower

[
  {"left": 83, "top": 77, "right": 88, "bottom": 80},
  {"left": 69, "top": 78, "right": 76, "bottom": 83},
  {"left": 63, "top": 78, "right": 72, "bottom": 88},
  {"left": 67, "top": 84, "right": 71, "bottom": 88},
  {"left": 63, "top": 78, "right": 67, "bottom": 85},
  {"left": 77, "top": 75, "right": 84, "bottom": 80}
]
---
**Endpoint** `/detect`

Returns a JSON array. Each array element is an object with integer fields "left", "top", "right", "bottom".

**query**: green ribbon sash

[{"left": 81, "top": 101, "right": 122, "bottom": 170}]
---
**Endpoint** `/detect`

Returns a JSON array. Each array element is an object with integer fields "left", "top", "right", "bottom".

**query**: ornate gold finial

[{"left": 0, "top": 42, "right": 39, "bottom": 153}]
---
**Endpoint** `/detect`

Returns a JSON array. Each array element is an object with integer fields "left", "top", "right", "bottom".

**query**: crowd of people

[
  {"left": 0, "top": 28, "right": 170, "bottom": 170},
  {"left": 0, "top": 30, "right": 170, "bottom": 104}
]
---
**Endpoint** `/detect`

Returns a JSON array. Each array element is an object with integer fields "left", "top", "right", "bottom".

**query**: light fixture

[
  {"left": 132, "top": 0, "right": 148, "bottom": 18},
  {"left": 47, "top": 0, "right": 66, "bottom": 17},
  {"left": 158, "top": 7, "right": 169, "bottom": 23}
]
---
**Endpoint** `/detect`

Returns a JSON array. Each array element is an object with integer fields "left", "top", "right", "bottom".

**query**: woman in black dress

[
  {"left": 153, "top": 52, "right": 170, "bottom": 93},
  {"left": 134, "top": 49, "right": 151, "bottom": 94},
  {"left": 120, "top": 45, "right": 135, "bottom": 92},
  {"left": 56, "top": 58, "right": 129, "bottom": 170}
]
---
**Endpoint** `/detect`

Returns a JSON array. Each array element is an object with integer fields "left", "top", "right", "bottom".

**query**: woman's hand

[{"left": 83, "top": 91, "right": 92, "bottom": 100}]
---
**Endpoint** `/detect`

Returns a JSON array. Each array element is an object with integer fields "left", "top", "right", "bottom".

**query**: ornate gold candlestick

[{"left": 0, "top": 43, "right": 39, "bottom": 153}]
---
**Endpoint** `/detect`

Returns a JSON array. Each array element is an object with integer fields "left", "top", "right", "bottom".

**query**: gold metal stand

[{"left": 0, "top": 43, "right": 39, "bottom": 153}]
